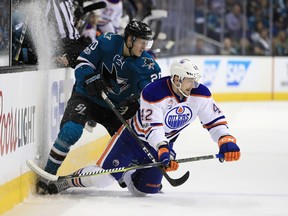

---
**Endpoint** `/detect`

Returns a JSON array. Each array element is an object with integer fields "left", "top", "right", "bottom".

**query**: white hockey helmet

[
  {"left": 170, "top": 59, "right": 201, "bottom": 82},
  {"left": 170, "top": 59, "right": 201, "bottom": 97}
]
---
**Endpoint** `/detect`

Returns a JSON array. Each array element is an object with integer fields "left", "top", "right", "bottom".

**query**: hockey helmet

[
  {"left": 124, "top": 19, "right": 153, "bottom": 41},
  {"left": 170, "top": 59, "right": 201, "bottom": 97},
  {"left": 170, "top": 59, "right": 201, "bottom": 82}
]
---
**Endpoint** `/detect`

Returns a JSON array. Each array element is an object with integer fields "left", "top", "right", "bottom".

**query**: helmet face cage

[{"left": 124, "top": 20, "right": 153, "bottom": 41}]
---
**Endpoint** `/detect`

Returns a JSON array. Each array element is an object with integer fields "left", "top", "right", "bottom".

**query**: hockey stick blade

[
  {"left": 26, "top": 160, "right": 58, "bottom": 181},
  {"left": 75, "top": 2, "right": 107, "bottom": 21},
  {"left": 162, "top": 169, "right": 189, "bottom": 187},
  {"left": 83, "top": 1, "right": 107, "bottom": 14}
]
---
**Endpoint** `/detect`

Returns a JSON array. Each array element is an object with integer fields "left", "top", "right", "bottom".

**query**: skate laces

[{"left": 48, "top": 180, "right": 70, "bottom": 194}]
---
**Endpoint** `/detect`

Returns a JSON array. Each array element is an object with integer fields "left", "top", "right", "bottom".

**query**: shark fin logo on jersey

[
  {"left": 102, "top": 63, "right": 129, "bottom": 95},
  {"left": 103, "top": 32, "right": 113, "bottom": 40},
  {"left": 165, "top": 105, "right": 192, "bottom": 129},
  {"left": 142, "top": 57, "right": 155, "bottom": 70},
  {"left": 102, "top": 63, "right": 120, "bottom": 94}
]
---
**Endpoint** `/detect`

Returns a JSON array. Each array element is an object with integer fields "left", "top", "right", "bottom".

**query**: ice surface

[{"left": 4, "top": 101, "right": 288, "bottom": 216}]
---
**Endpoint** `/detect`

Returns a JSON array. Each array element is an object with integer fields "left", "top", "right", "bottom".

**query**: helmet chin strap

[
  {"left": 125, "top": 37, "right": 136, "bottom": 57},
  {"left": 171, "top": 79, "right": 189, "bottom": 98}
]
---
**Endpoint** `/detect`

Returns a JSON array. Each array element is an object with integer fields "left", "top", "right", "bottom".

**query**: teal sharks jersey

[{"left": 74, "top": 32, "right": 161, "bottom": 109}]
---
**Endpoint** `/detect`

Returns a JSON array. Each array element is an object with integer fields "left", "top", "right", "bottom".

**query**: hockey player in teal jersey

[
  {"left": 37, "top": 20, "right": 161, "bottom": 194},
  {"left": 75, "top": 31, "right": 158, "bottom": 109}
]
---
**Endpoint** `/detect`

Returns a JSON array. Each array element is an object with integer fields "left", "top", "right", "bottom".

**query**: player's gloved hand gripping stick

[{"left": 157, "top": 143, "right": 179, "bottom": 172}]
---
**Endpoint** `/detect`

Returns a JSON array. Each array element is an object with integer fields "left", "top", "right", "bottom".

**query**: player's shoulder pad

[
  {"left": 191, "top": 83, "right": 212, "bottom": 97},
  {"left": 97, "top": 32, "right": 123, "bottom": 51},
  {"left": 136, "top": 51, "right": 160, "bottom": 72},
  {"left": 142, "top": 77, "right": 171, "bottom": 102},
  {"left": 98, "top": 32, "right": 122, "bottom": 40}
]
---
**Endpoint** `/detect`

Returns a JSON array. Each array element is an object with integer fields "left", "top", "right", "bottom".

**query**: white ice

[{"left": 3, "top": 101, "right": 288, "bottom": 216}]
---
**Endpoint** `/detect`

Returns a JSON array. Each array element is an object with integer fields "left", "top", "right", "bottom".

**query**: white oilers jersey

[
  {"left": 129, "top": 76, "right": 230, "bottom": 150},
  {"left": 97, "top": 0, "right": 123, "bottom": 33}
]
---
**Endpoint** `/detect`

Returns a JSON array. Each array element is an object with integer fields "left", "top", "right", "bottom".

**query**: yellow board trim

[
  {"left": 213, "top": 93, "right": 288, "bottom": 101},
  {"left": 0, "top": 172, "right": 35, "bottom": 215},
  {"left": 0, "top": 134, "right": 110, "bottom": 215},
  {"left": 273, "top": 93, "right": 288, "bottom": 100},
  {"left": 213, "top": 93, "right": 273, "bottom": 101}
]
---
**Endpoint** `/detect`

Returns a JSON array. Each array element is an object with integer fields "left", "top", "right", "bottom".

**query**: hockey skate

[
  {"left": 47, "top": 180, "right": 70, "bottom": 194},
  {"left": 36, "top": 178, "right": 50, "bottom": 195}
]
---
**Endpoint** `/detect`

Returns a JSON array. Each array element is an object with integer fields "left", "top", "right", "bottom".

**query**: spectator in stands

[
  {"left": 238, "top": 38, "right": 253, "bottom": 55},
  {"left": 0, "top": 30, "right": 5, "bottom": 50},
  {"left": 225, "top": 0, "right": 242, "bottom": 13},
  {"left": 253, "top": 28, "right": 271, "bottom": 55},
  {"left": 247, "top": 7, "right": 269, "bottom": 33},
  {"left": 220, "top": 37, "right": 237, "bottom": 55},
  {"left": 273, "top": 30, "right": 288, "bottom": 56},
  {"left": 191, "top": 38, "right": 217, "bottom": 55},
  {"left": 272, "top": 17, "right": 287, "bottom": 37},
  {"left": 225, "top": 3, "right": 245, "bottom": 41},
  {"left": 81, "top": 12, "right": 101, "bottom": 43},
  {"left": 0, "top": 0, "right": 9, "bottom": 52},
  {"left": 97, "top": 0, "right": 123, "bottom": 34},
  {"left": 250, "top": 21, "right": 265, "bottom": 44},
  {"left": 207, "top": 0, "right": 223, "bottom": 41},
  {"left": 194, "top": 0, "right": 205, "bottom": 34}
]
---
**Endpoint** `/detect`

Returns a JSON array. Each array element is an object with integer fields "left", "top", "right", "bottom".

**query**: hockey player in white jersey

[
  {"left": 97, "top": 0, "right": 123, "bottom": 34},
  {"left": 45, "top": 58, "right": 240, "bottom": 195}
]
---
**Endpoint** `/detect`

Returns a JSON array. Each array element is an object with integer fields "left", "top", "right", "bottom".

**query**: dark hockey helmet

[{"left": 124, "top": 19, "right": 153, "bottom": 41}]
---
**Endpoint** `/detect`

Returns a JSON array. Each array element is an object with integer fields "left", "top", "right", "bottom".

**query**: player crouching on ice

[{"left": 45, "top": 59, "right": 241, "bottom": 196}]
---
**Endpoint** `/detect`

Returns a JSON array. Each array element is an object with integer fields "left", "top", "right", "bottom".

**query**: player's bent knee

[
  {"left": 123, "top": 170, "right": 147, "bottom": 197},
  {"left": 131, "top": 168, "right": 163, "bottom": 194},
  {"left": 123, "top": 168, "right": 163, "bottom": 195}
]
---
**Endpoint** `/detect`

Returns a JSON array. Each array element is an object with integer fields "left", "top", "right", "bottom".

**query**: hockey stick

[
  {"left": 82, "top": 1, "right": 107, "bottom": 15},
  {"left": 74, "top": 1, "right": 107, "bottom": 26},
  {"left": 26, "top": 154, "right": 221, "bottom": 181},
  {"left": 101, "top": 92, "right": 190, "bottom": 187}
]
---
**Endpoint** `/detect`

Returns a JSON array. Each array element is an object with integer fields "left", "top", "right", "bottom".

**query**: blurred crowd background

[
  {"left": 154, "top": 0, "right": 288, "bottom": 56},
  {"left": 0, "top": 0, "right": 287, "bottom": 67}
]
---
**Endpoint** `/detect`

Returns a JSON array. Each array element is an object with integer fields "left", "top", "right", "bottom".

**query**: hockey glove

[
  {"left": 62, "top": 36, "right": 91, "bottom": 68},
  {"left": 157, "top": 143, "right": 179, "bottom": 172},
  {"left": 218, "top": 135, "right": 240, "bottom": 162},
  {"left": 118, "top": 94, "right": 140, "bottom": 120},
  {"left": 84, "top": 73, "right": 108, "bottom": 98}
]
